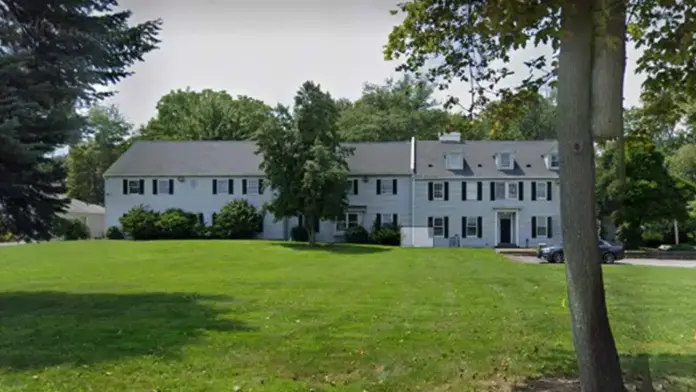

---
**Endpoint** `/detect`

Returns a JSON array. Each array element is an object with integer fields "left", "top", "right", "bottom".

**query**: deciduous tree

[
  {"left": 0, "top": 0, "right": 160, "bottom": 240},
  {"left": 138, "top": 88, "right": 273, "bottom": 141},
  {"left": 255, "top": 81, "right": 352, "bottom": 245},
  {"left": 385, "top": 0, "right": 696, "bottom": 389},
  {"left": 66, "top": 105, "right": 131, "bottom": 205}
]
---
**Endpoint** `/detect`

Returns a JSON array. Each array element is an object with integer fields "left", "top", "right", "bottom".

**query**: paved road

[{"left": 510, "top": 255, "right": 696, "bottom": 268}]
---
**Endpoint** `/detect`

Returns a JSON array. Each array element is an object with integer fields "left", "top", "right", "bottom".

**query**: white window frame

[
  {"left": 495, "top": 181, "right": 518, "bottom": 200},
  {"left": 536, "top": 181, "right": 547, "bottom": 200},
  {"left": 380, "top": 213, "right": 395, "bottom": 227},
  {"left": 536, "top": 216, "right": 549, "bottom": 238},
  {"left": 432, "top": 217, "right": 445, "bottom": 238},
  {"left": 158, "top": 179, "right": 171, "bottom": 195},
  {"left": 380, "top": 179, "right": 393, "bottom": 194},
  {"left": 217, "top": 179, "right": 230, "bottom": 194},
  {"left": 433, "top": 182, "right": 445, "bottom": 200},
  {"left": 550, "top": 154, "right": 559, "bottom": 169},
  {"left": 507, "top": 182, "right": 518, "bottom": 199},
  {"left": 336, "top": 212, "right": 361, "bottom": 232},
  {"left": 466, "top": 217, "right": 478, "bottom": 238},
  {"left": 465, "top": 182, "right": 478, "bottom": 201},
  {"left": 446, "top": 153, "right": 463, "bottom": 170},
  {"left": 247, "top": 179, "right": 262, "bottom": 195},
  {"left": 128, "top": 180, "right": 141, "bottom": 194},
  {"left": 499, "top": 152, "right": 513, "bottom": 170}
]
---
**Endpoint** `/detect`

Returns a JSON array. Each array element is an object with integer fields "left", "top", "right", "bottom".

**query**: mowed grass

[{"left": 1, "top": 241, "right": 696, "bottom": 391}]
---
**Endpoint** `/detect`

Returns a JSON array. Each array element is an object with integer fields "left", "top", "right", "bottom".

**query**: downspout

[{"left": 410, "top": 136, "right": 417, "bottom": 246}]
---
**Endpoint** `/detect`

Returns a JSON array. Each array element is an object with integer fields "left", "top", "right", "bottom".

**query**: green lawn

[{"left": 0, "top": 241, "right": 695, "bottom": 391}]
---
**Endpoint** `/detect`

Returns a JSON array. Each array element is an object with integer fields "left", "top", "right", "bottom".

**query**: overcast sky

[{"left": 107, "top": 0, "right": 646, "bottom": 128}]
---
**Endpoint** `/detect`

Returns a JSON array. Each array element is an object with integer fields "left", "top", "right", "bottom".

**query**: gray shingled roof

[
  {"left": 103, "top": 140, "right": 412, "bottom": 177},
  {"left": 415, "top": 140, "right": 559, "bottom": 179}
]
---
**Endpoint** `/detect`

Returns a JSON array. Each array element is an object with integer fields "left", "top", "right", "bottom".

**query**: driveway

[{"left": 509, "top": 255, "right": 696, "bottom": 268}]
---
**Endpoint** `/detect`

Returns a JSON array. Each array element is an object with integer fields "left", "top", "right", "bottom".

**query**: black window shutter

[
  {"left": 531, "top": 217, "right": 537, "bottom": 238},
  {"left": 461, "top": 182, "right": 467, "bottom": 200},
  {"left": 314, "top": 218, "right": 320, "bottom": 233},
  {"left": 461, "top": 216, "right": 466, "bottom": 235},
  {"left": 428, "top": 217, "right": 433, "bottom": 227},
  {"left": 444, "top": 182, "right": 449, "bottom": 201},
  {"left": 169, "top": 179, "right": 174, "bottom": 195},
  {"left": 242, "top": 179, "right": 247, "bottom": 194},
  {"left": 353, "top": 180, "right": 358, "bottom": 195},
  {"left": 547, "top": 181, "right": 553, "bottom": 201},
  {"left": 229, "top": 179, "right": 234, "bottom": 194},
  {"left": 428, "top": 182, "right": 434, "bottom": 201},
  {"left": 376, "top": 179, "right": 382, "bottom": 195},
  {"left": 139, "top": 179, "right": 145, "bottom": 195},
  {"left": 518, "top": 181, "right": 524, "bottom": 201},
  {"left": 490, "top": 182, "right": 495, "bottom": 201},
  {"left": 477, "top": 217, "right": 483, "bottom": 238},
  {"left": 531, "top": 182, "right": 537, "bottom": 201},
  {"left": 392, "top": 214, "right": 398, "bottom": 226},
  {"left": 298, "top": 214, "right": 304, "bottom": 228},
  {"left": 198, "top": 213, "right": 204, "bottom": 225},
  {"left": 257, "top": 213, "right": 264, "bottom": 233},
  {"left": 392, "top": 179, "right": 398, "bottom": 195},
  {"left": 259, "top": 179, "right": 264, "bottom": 194},
  {"left": 375, "top": 214, "right": 382, "bottom": 228},
  {"left": 477, "top": 181, "right": 483, "bottom": 201},
  {"left": 547, "top": 217, "right": 553, "bottom": 238},
  {"left": 152, "top": 179, "right": 158, "bottom": 195},
  {"left": 443, "top": 217, "right": 449, "bottom": 238},
  {"left": 122, "top": 179, "right": 128, "bottom": 194},
  {"left": 212, "top": 179, "right": 218, "bottom": 194}
]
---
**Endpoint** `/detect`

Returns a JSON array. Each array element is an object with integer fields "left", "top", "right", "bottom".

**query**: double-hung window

[
  {"left": 536, "top": 181, "right": 547, "bottom": 200},
  {"left": 128, "top": 180, "right": 141, "bottom": 194},
  {"left": 465, "top": 217, "right": 478, "bottom": 238},
  {"left": 494, "top": 182, "right": 518, "bottom": 200},
  {"left": 433, "top": 182, "right": 445, "bottom": 200},
  {"left": 336, "top": 213, "right": 360, "bottom": 232}
]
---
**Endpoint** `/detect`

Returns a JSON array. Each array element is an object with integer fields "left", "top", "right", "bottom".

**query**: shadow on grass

[
  {"left": 277, "top": 242, "right": 391, "bottom": 254},
  {"left": 0, "top": 291, "right": 254, "bottom": 370},
  {"left": 513, "top": 349, "right": 696, "bottom": 391}
]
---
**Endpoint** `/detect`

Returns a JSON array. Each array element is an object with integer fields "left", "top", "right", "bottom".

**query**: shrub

[
  {"left": 371, "top": 224, "right": 402, "bottom": 246},
  {"left": 105, "top": 226, "right": 124, "bottom": 240},
  {"left": 157, "top": 208, "right": 199, "bottom": 239},
  {"left": 212, "top": 200, "right": 262, "bottom": 239},
  {"left": 0, "top": 232, "right": 15, "bottom": 243},
  {"left": 641, "top": 230, "right": 663, "bottom": 248},
  {"left": 343, "top": 225, "right": 370, "bottom": 244},
  {"left": 53, "top": 217, "right": 90, "bottom": 240},
  {"left": 120, "top": 205, "right": 161, "bottom": 240},
  {"left": 290, "top": 225, "right": 309, "bottom": 242}
]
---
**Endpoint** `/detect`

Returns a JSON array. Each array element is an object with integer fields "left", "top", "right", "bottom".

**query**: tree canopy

[
  {"left": 67, "top": 105, "right": 132, "bottom": 205},
  {"left": 254, "top": 81, "right": 352, "bottom": 245},
  {"left": 0, "top": 0, "right": 160, "bottom": 240},
  {"left": 138, "top": 88, "right": 274, "bottom": 141}
]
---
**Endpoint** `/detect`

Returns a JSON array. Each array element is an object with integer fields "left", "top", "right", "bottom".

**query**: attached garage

[{"left": 60, "top": 198, "right": 106, "bottom": 238}]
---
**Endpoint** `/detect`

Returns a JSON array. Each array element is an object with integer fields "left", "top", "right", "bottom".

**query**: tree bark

[
  {"left": 306, "top": 215, "right": 317, "bottom": 246},
  {"left": 557, "top": 1, "right": 626, "bottom": 391}
]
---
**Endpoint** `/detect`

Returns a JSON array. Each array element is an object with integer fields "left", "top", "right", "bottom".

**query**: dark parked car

[{"left": 537, "top": 239, "right": 625, "bottom": 264}]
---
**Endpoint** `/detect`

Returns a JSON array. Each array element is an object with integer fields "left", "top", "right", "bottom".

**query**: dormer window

[
  {"left": 546, "top": 153, "right": 559, "bottom": 170},
  {"left": 445, "top": 152, "right": 463, "bottom": 170},
  {"left": 550, "top": 154, "right": 559, "bottom": 169},
  {"left": 497, "top": 152, "right": 514, "bottom": 170}
]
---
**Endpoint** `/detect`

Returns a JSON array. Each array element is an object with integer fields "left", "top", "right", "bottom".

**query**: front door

[{"left": 500, "top": 217, "right": 512, "bottom": 244}]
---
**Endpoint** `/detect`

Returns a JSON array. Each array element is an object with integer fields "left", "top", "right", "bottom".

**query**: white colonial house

[{"left": 103, "top": 133, "right": 561, "bottom": 247}]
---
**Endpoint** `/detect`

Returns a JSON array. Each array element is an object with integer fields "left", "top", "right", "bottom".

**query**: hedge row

[{"left": 108, "top": 199, "right": 263, "bottom": 240}]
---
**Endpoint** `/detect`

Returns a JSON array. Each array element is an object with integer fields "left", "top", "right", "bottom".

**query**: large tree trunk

[
  {"left": 557, "top": 1, "right": 626, "bottom": 391},
  {"left": 306, "top": 215, "right": 317, "bottom": 246}
]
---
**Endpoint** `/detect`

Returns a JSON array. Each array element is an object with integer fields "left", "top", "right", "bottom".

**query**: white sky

[{"left": 106, "top": 0, "right": 646, "bottom": 128}]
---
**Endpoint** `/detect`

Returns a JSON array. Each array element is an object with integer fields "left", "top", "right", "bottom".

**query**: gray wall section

[{"left": 413, "top": 179, "right": 562, "bottom": 248}]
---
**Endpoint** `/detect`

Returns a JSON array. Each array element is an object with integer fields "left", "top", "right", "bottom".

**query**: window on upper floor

[
  {"left": 433, "top": 182, "right": 445, "bottom": 200},
  {"left": 550, "top": 154, "right": 559, "bottom": 169},
  {"left": 498, "top": 152, "right": 514, "bottom": 170},
  {"left": 380, "top": 179, "right": 393, "bottom": 194},
  {"left": 128, "top": 180, "right": 141, "bottom": 194},
  {"left": 446, "top": 152, "right": 463, "bottom": 170},
  {"left": 245, "top": 178, "right": 264, "bottom": 195},
  {"left": 217, "top": 179, "right": 230, "bottom": 194},
  {"left": 494, "top": 181, "right": 518, "bottom": 200},
  {"left": 158, "top": 179, "right": 172, "bottom": 195},
  {"left": 465, "top": 182, "right": 478, "bottom": 201},
  {"left": 536, "top": 181, "right": 547, "bottom": 200}
]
